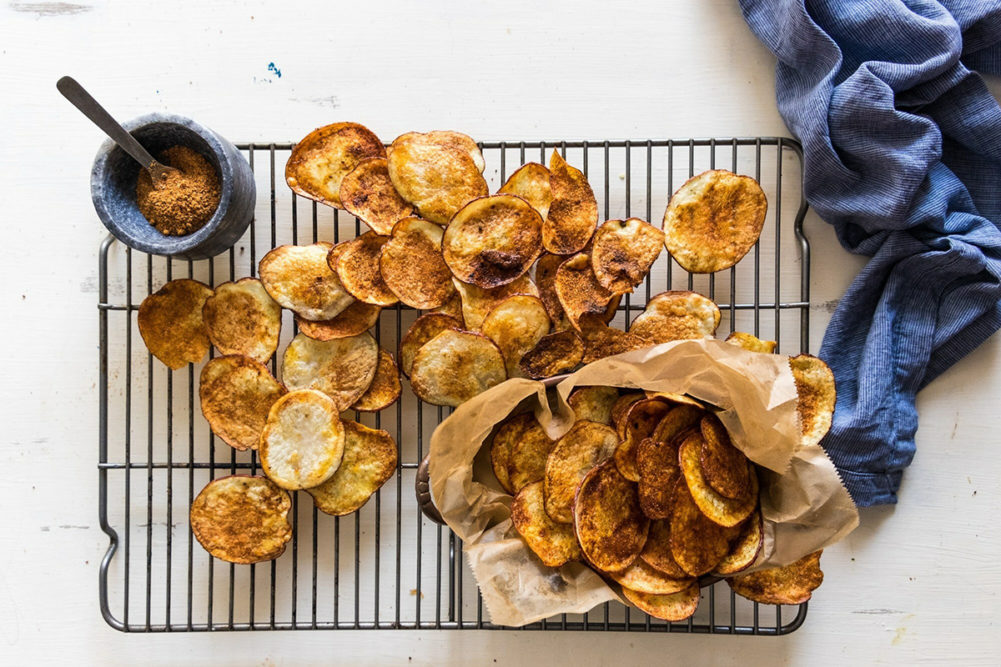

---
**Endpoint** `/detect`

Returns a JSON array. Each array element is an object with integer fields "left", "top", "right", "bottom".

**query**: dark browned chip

[
  {"left": 379, "top": 217, "right": 455, "bottom": 310},
  {"left": 518, "top": 329, "right": 584, "bottom": 379},
  {"left": 534, "top": 253, "right": 567, "bottom": 324},
  {"left": 614, "top": 397, "right": 673, "bottom": 482},
  {"left": 669, "top": 480, "right": 734, "bottom": 577},
  {"left": 554, "top": 253, "right": 614, "bottom": 331},
  {"left": 578, "top": 315, "right": 650, "bottom": 364},
  {"left": 699, "top": 414, "right": 751, "bottom": 500},
  {"left": 295, "top": 301, "right": 382, "bottom": 341},
  {"left": 338, "top": 157, "right": 413, "bottom": 234},
  {"left": 137, "top": 279, "right": 214, "bottom": 369},
  {"left": 331, "top": 232, "right": 398, "bottom": 306},
  {"left": 728, "top": 551, "right": 824, "bottom": 606},
  {"left": 591, "top": 218, "right": 665, "bottom": 294},
  {"left": 610, "top": 393, "right": 645, "bottom": 429},
  {"left": 636, "top": 436, "right": 680, "bottom": 520},
  {"left": 573, "top": 460, "right": 650, "bottom": 573},
  {"left": 544, "top": 151, "right": 598, "bottom": 255},
  {"left": 639, "top": 519, "right": 690, "bottom": 579}
]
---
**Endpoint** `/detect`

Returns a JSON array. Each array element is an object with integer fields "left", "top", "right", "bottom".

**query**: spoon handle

[{"left": 57, "top": 76, "right": 160, "bottom": 170}]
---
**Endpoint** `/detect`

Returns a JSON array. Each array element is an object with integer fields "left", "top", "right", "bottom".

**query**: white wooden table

[{"left": 2, "top": 1, "right": 999, "bottom": 664}]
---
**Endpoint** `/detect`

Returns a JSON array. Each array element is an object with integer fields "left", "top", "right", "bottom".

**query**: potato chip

[
  {"left": 614, "top": 397, "right": 673, "bottom": 481},
  {"left": 639, "top": 519, "right": 690, "bottom": 579},
  {"left": 578, "top": 316, "right": 651, "bottom": 364},
  {"left": 651, "top": 403, "right": 705, "bottom": 443},
  {"left": 508, "top": 417, "right": 556, "bottom": 492},
  {"left": 499, "top": 162, "right": 553, "bottom": 219},
  {"left": 790, "top": 354, "right": 836, "bottom": 448},
  {"left": 591, "top": 218, "right": 665, "bottom": 293},
  {"left": 534, "top": 253, "right": 566, "bottom": 324},
  {"left": 202, "top": 278, "right": 281, "bottom": 363},
  {"left": 544, "top": 421, "right": 618, "bottom": 523},
  {"left": 338, "top": 157, "right": 413, "bottom": 234},
  {"left": 481, "top": 295, "right": 551, "bottom": 377},
  {"left": 714, "top": 509, "right": 763, "bottom": 576},
  {"left": 399, "top": 313, "right": 463, "bottom": 377},
  {"left": 350, "top": 349, "right": 401, "bottom": 412},
  {"left": 610, "top": 393, "right": 645, "bottom": 429},
  {"left": 282, "top": 332, "right": 379, "bottom": 411},
  {"left": 307, "top": 420, "right": 397, "bottom": 516},
  {"left": 443, "top": 195, "right": 544, "bottom": 288},
  {"left": 544, "top": 151, "right": 597, "bottom": 255},
  {"left": 555, "top": 253, "right": 614, "bottom": 331},
  {"left": 725, "top": 331, "right": 777, "bottom": 354},
  {"left": 622, "top": 583, "right": 700, "bottom": 622},
  {"left": 260, "top": 389, "right": 346, "bottom": 490},
  {"left": 199, "top": 355, "right": 287, "bottom": 451},
  {"left": 453, "top": 274, "right": 540, "bottom": 330},
  {"left": 610, "top": 558, "right": 694, "bottom": 595},
  {"left": 429, "top": 291, "right": 465, "bottom": 324},
  {"left": 669, "top": 480, "right": 732, "bottom": 576},
  {"left": 728, "top": 550, "right": 824, "bottom": 605},
  {"left": 137, "top": 279, "right": 214, "bottom": 369},
  {"left": 567, "top": 386, "right": 619, "bottom": 425},
  {"left": 295, "top": 301, "right": 381, "bottom": 341},
  {"left": 491, "top": 412, "right": 534, "bottom": 494},
  {"left": 663, "top": 169, "right": 767, "bottom": 273},
  {"left": 259, "top": 243, "right": 354, "bottom": 321},
  {"left": 190, "top": 475, "right": 292, "bottom": 564},
  {"left": 409, "top": 330, "right": 507, "bottom": 407},
  {"left": 629, "top": 291, "right": 721, "bottom": 344},
  {"left": 286, "top": 122, "right": 386, "bottom": 208},
  {"left": 331, "top": 232, "right": 398, "bottom": 306},
  {"left": 386, "top": 130, "right": 488, "bottom": 225},
  {"left": 699, "top": 414, "right": 751, "bottom": 500},
  {"left": 636, "top": 437, "right": 680, "bottom": 520},
  {"left": 517, "top": 329, "right": 584, "bottom": 379},
  {"left": 380, "top": 217, "right": 455, "bottom": 309},
  {"left": 678, "top": 430, "right": 758, "bottom": 528},
  {"left": 573, "top": 460, "right": 649, "bottom": 572},
  {"left": 512, "top": 481, "right": 581, "bottom": 567}
]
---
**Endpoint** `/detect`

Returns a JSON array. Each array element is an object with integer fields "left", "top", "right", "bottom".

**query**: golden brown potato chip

[
  {"left": 591, "top": 218, "right": 665, "bottom": 293},
  {"left": 651, "top": 403, "right": 705, "bottom": 443},
  {"left": 481, "top": 295, "right": 551, "bottom": 377},
  {"left": 622, "top": 583, "right": 700, "bottom": 622},
  {"left": 639, "top": 519, "right": 690, "bottom": 579},
  {"left": 260, "top": 389, "right": 346, "bottom": 490},
  {"left": 573, "top": 460, "right": 649, "bottom": 572},
  {"left": 452, "top": 274, "right": 540, "bottom": 331},
  {"left": 429, "top": 291, "right": 465, "bottom": 323},
  {"left": 726, "top": 331, "right": 777, "bottom": 354},
  {"left": 629, "top": 291, "right": 721, "bottom": 344},
  {"left": 518, "top": 329, "right": 584, "bottom": 379},
  {"left": 137, "top": 279, "right": 214, "bottom": 370},
  {"left": 534, "top": 253, "right": 566, "bottom": 324},
  {"left": 544, "top": 151, "right": 597, "bottom": 255},
  {"left": 499, "top": 162, "right": 552, "bottom": 219},
  {"left": 386, "top": 130, "right": 488, "bottom": 225},
  {"left": 380, "top": 217, "right": 455, "bottom": 309},
  {"left": 714, "top": 509, "right": 763, "bottom": 576},
  {"left": 614, "top": 397, "right": 673, "bottom": 482},
  {"left": 577, "top": 317, "right": 651, "bottom": 365},
  {"left": 679, "top": 430, "right": 758, "bottom": 528},
  {"left": 567, "top": 386, "right": 619, "bottom": 425},
  {"left": 282, "top": 332, "right": 379, "bottom": 411},
  {"left": 491, "top": 412, "right": 534, "bottom": 494},
  {"left": 544, "top": 421, "right": 618, "bottom": 523},
  {"left": 399, "top": 313, "right": 463, "bottom": 377},
  {"left": 307, "top": 420, "right": 397, "bottom": 516},
  {"left": 512, "top": 481, "right": 581, "bottom": 567},
  {"left": 669, "top": 480, "right": 732, "bottom": 577},
  {"left": 663, "top": 169, "right": 767, "bottom": 273},
  {"left": 286, "top": 122, "right": 386, "bottom": 208},
  {"left": 331, "top": 232, "right": 398, "bottom": 306},
  {"left": 350, "top": 349, "right": 401, "bottom": 412},
  {"left": 555, "top": 253, "right": 614, "bottom": 331},
  {"left": 259, "top": 243, "right": 354, "bottom": 321},
  {"left": 295, "top": 301, "right": 381, "bottom": 341},
  {"left": 636, "top": 437, "right": 680, "bottom": 520},
  {"left": 610, "top": 558, "right": 695, "bottom": 595},
  {"left": 790, "top": 354, "right": 836, "bottom": 448},
  {"left": 443, "top": 195, "right": 544, "bottom": 288},
  {"left": 338, "top": 157, "right": 413, "bottom": 234},
  {"left": 199, "top": 355, "right": 287, "bottom": 451},
  {"left": 611, "top": 393, "right": 645, "bottom": 428},
  {"left": 409, "top": 330, "right": 507, "bottom": 407},
  {"left": 700, "top": 414, "right": 751, "bottom": 500},
  {"left": 202, "top": 278, "right": 281, "bottom": 363},
  {"left": 728, "top": 551, "right": 824, "bottom": 605},
  {"left": 190, "top": 475, "right": 292, "bottom": 564},
  {"left": 508, "top": 417, "right": 556, "bottom": 492}
]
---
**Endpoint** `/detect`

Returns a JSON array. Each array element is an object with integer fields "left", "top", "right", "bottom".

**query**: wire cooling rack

[{"left": 98, "top": 137, "right": 810, "bottom": 633}]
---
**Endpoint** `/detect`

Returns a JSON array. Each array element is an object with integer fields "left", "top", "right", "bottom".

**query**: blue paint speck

[{"left": 268, "top": 62, "right": 282, "bottom": 78}]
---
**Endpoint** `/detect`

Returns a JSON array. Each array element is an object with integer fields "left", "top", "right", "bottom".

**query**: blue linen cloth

[{"left": 738, "top": 0, "right": 1001, "bottom": 505}]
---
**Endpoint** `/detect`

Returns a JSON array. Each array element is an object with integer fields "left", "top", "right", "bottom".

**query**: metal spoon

[{"left": 57, "top": 75, "right": 179, "bottom": 185}]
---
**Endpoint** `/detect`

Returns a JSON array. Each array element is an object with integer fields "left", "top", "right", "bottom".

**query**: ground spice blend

[{"left": 136, "top": 145, "right": 222, "bottom": 236}]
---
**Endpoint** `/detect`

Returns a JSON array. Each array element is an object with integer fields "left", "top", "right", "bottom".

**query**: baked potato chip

[
  {"left": 490, "top": 412, "right": 535, "bottom": 494},
  {"left": 481, "top": 295, "right": 551, "bottom": 377},
  {"left": 409, "top": 330, "right": 507, "bottom": 407},
  {"left": 648, "top": 392, "right": 707, "bottom": 411},
  {"left": 259, "top": 243, "right": 354, "bottom": 321},
  {"left": 386, "top": 130, "right": 488, "bottom": 225},
  {"left": 399, "top": 313, "right": 464, "bottom": 377},
  {"left": 790, "top": 354, "right": 836, "bottom": 448},
  {"left": 611, "top": 393, "right": 645, "bottom": 429},
  {"left": 331, "top": 232, "right": 398, "bottom": 306},
  {"left": 544, "top": 420, "right": 618, "bottom": 523},
  {"left": 574, "top": 460, "right": 649, "bottom": 573},
  {"left": 669, "top": 479, "right": 733, "bottom": 577},
  {"left": 591, "top": 218, "right": 665, "bottom": 293},
  {"left": 453, "top": 274, "right": 539, "bottom": 331},
  {"left": 307, "top": 420, "right": 397, "bottom": 516},
  {"left": 286, "top": 122, "right": 386, "bottom": 208},
  {"left": 518, "top": 329, "right": 584, "bottom": 379},
  {"left": 295, "top": 301, "right": 381, "bottom": 341},
  {"left": 636, "top": 437, "right": 680, "bottom": 520},
  {"left": 282, "top": 332, "right": 379, "bottom": 411},
  {"left": 679, "top": 430, "right": 758, "bottom": 528},
  {"left": 610, "top": 558, "right": 695, "bottom": 595},
  {"left": 512, "top": 481, "right": 581, "bottom": 567},
  {"left": 260, "top": 389, "right": 346, "bottom": 490},
  {"left": 700, "top": 414, "right": 751, "bottom": 500},
  {"left": 554, "top": 253, "right": 614, "bottom": 331},
  {"left": 508, "top": 417, "right": 556, "bottom": 492},
  {"left": 499, "top": 162, "right": 553, "bottom": 219},
  {"left": 629, "top": 291, "right": 721, "bottom": 344},
  {"left": 728, "top": 550, "right": 824, "bottom": 605},
  {"left": 137, "top": 279, "right": 214, "bottom": 369},
  {"left": 651, "top": 403, "right": 705, "bottom": 443},
  {"left": 380, "top": 217, "right": 455, "bottom": 309},
  {"left": 429, "top": 291, "right": 465, "bottom": 323},
  {"left": 663, "top": 169, "right": 767, "bottom": 273},
  {"left": 614, "top": 397, "right": 673, "bottom": 481},
  {"left": 622, "top": 583, "right": 700, "bottom": 622},
  {"left": 544, "top": 151, "right": 597, "bottom": 255},
  {"left": 199, "top": 355, "right": 287, "bottom": 451},
  {"left": 350, "top": 349, "right": 401, "bottom": 412},
  {"left": 202, "top": 278, "right": 281, "bottom": 363},
  {"left": 443, "top": 194, "right": 543, "bottom": 288},
  {"left": 714, "top": 509, "right": 763, "bottom": 576},
  {"left": 567, "top": 386, "right": 619, "bottom": 425},
  {"left": 338, "top": 157, "right": 412, "bottom": 234},
  {"left": 578, "top": 315, "right": 649, "bottom": 364},
  {"left": 639, "top": 519, "right": 690, "bottom": 579},
  {"left": 534, "top": 253, "right": 566, "bottom": 324},
  {"left": 190, "top": 475, "right": 292, "bottom": 564},
  {"left": 725, "top": 331, "right": 777, "bottom": 354}
]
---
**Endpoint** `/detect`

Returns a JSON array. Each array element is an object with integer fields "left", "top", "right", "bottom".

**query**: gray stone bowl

[{"left": 90, "top": 113, "right": 255, "bottom": 260}]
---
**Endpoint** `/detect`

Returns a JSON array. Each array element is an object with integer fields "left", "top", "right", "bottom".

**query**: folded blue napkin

[{"left": 738, "top": 0, "right": 1001, "bottom": 505}]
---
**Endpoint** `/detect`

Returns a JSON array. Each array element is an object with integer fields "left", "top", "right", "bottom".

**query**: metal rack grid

[{"left": 98, "top": 136, "right": 810, "bottom": 634}]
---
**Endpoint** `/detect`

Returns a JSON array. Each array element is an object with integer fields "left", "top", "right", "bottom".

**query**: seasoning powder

[{"left": 136, "top": 146, "right": 222, "bottom": 236}]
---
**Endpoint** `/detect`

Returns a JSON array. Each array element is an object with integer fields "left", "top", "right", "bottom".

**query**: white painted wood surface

[{"left": 2, "top": 1, "right": 999, "bottom": 664}]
